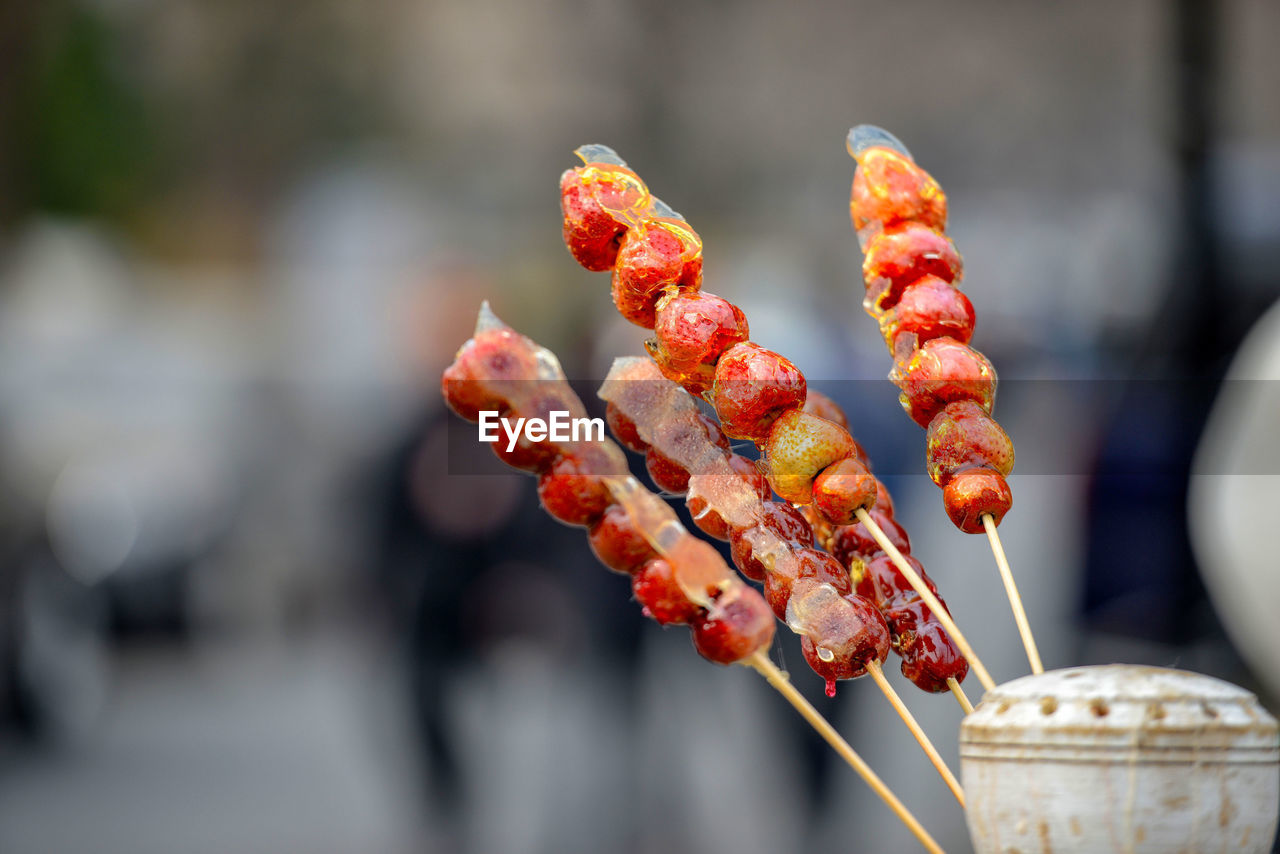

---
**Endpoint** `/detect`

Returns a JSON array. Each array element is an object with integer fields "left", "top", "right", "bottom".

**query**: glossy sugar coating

[
  {"left": 925, "top": 399, "right": 1015, "bottom": 487},
  {"left": 849, "top": 145, "right": 947, "bottom": 248},
  {"left": 612, "top": 217, "right": 704, "bottom": 328},
  {"left": 788, "top": 584, "right": 891, "bottom": 682},
  {"left": 896, "top": 617, "right": 969, "bottom": 692},
  {"left": 729, "top": 501, "right": 813, "bottom": 581},
  {"left": 862, "top": 223, "right": 962, "bottom": 317},
  {"left": 604, "top": 401, "right": 648, "bottom": 453},
  {"left": 711, "top": 342, "right": 807, "bottom": 441},
  {"left": 763, "top": 547, "right": 851, "bottom": 620},
  {"left": 687, "top": 454, "right": 770, "bottom": 541},
  {"left": 643, "top": 411, "right": 729, "bottom": 494},
  {"left": 647, "top": 290, "right": 749, "bottom": 393},
  {"left": 880, "top": 274, "right": 975, "bottom": 359},
  {"left": 943, "top": 468, "right": 1012, "bottom": 533},
  {"left": 762, "top": 409, "right": 859, "bottom": 504},
  {"left": 894, "top": 336, "right": 998, "bottom": 427},
  {"left": 560, "top": 158, "right": 653, "bottom": 271}
]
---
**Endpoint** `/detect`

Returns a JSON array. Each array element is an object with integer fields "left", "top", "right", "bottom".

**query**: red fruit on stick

[
  {"left": 648, "top": 291, "right": 750, "bottom": 393},
  {"left": 729, "top": 501, "right": 814, "bottom": 581},
  {"left": 762, "top": 409, "right": 860, "bottom": 504},
  {"left": 943, "top": 468, "right": 1012, "bottom": 533},
  {"left": 799, "top": 591, "right": 892, "bottom": 684},
  {"left": 879, "top": 274, "right": 975, "bottom": 358},
  {"left": 560, "top": 156, "right": 653, "bottom": 271},
  {"left": 862, "top": 224, "right": 962, "bottom": 318},
  {"left": 688, "top": 454, "right": 770, "bottom": 541},
  {"left": 611, "top": 217, "right": 703, "bottom": 328},
  {"left": 849, "top": 145, "right": 948, "bottom": 243},
  {"left": 893, "top": 336, "right": 997, "bottom": 428},
  {"left": 692, "top": 588, "right": 776, "bottom": 664},
  {"left": 925, "top": 399, "right": 1015, "bottom": 487},
  {"left": 588, "top": 504, "right": 659, "bottom": 575},
  {"left": 812, "top": 457, "right": 878, "bottom": 526},
  {"left": 538, "top": 445, "right": 630, "bottom": 527},
  {"left": 633, "top": 558, "right": 704, "bottom": 625},
  {"left": 764, "top": 547, "right": 852, "bottom": 620},
  {"left": 711, "top": 342, "right": 807, "bottom": 441}
]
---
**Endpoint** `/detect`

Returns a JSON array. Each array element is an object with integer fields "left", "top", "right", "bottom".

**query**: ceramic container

[{"left": 960, "top": 665, "right": 1279, "bottom": 853}]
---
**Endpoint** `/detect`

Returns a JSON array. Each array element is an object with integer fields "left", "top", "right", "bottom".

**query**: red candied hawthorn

[
  {"left": 605, "top": 401, "right": 648, "bottom": 453},
  {"left": 763, "top": 548, "right": 852, "bottom": 621},
  {"left": 811, "top": 457, "right": 878, "bottom": 526},
  {"left": 560, "top": 162, "right": 652, "bottom": 271},
  {"left": 588, "top": 504, "right": 658, "bottom": 575},
  {"left": 898, "top": 619, "right": 969, "bottom": 693},
  {"left": 861, "top": 223, "right": 962, "bottom": 317},
  {"left": 802, "top": 389, "right": 852, "bottom": 432},
  {"left": 943, "top": 468, "right": 1012, "bottom": 533},
  {"left": 711, "top": 342, "right": 807, "bottom": 441},
  {"left": 440, "top": 327, "right": 541, "bottom": 421},
  {"left": 647, "top": 291, "right": 749, "bottom": 394},
  {"left": 691, "top": 587, "right": 775, "bottom": 664},
  {"left": 925, "top": 400, "right": 1015, "bottom": 487},
  {"left": 611, "top": 218, "right": 703, "bottom": 328},
  {"left": 879, "top": 274, "right": 975, "bottom": 358},
  {"left": 850, "top": 146, "right": 947, "bottom": 241},
  {"left": 536, "top": 444, "right": 629, "bottom": 527},
  {"left": 830, "top": 508, "right": 910, "bottom": 570},
  {"left": 762, "top": 409, "right": 859, "bottom": 505},
  {"left": 688, "top": 454, "right": 771, "bottom": 541},
  {"left": 893, "top": 337, "right": 997, "bottom": 428},
  {"left": 799, "top": 593, "right": 891, "bottom": 685},
  {"left": 644, "top": 412, "right": 730, "bottom": 494},
  {"left": 633, "top": 557, "right": 703, "bottom": 625},
  {"left": 729, "top": 501, "right": 814, "bottom": 581}
]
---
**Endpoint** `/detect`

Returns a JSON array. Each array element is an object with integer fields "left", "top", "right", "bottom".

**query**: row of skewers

[{"left": 438, "top": 128, "right": 1049, "bottom": 852}]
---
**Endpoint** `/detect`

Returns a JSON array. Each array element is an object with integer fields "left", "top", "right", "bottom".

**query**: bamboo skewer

[
  {"left": 855, "top": 507, "right": 997, "bottom": 692},
  {"left": 866, "top": 661, "right": 965, "bottom": 806},
  {"left": 947, "top": 677, "right": 974, "bottom": 715},
  {"left": 982, "top": 513, "right": 1043, "bottom": 674},
  {"left": 746, "top": 652, "right": 946, "bottom": 854}
]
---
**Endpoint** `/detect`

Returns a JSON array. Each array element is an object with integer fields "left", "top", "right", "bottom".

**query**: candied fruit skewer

[
  {"left": 846, "top": 125, "right": 1043, "bottom": 676},
  {"left": 560, "top": 146, "right": 878, "bottom": 528},
  {"left": 561, "top": 144, "right": 996, "bottom": 691},
  {"left": 603, "top": 360, "right": 965, "bottom": 805},
  {"left": 442, "top": 303, "right": 773, "bottom": 662},
  {"left": 442, "top": 305, "right": 946, "bottom": 853}
]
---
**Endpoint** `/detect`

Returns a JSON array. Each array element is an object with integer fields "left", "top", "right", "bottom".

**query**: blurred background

[{"left": 0, "top": 0, "right": 1277, "bottom": 851}]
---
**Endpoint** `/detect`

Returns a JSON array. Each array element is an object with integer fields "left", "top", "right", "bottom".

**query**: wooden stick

[
  {"left": 982, "top": 513, "right": 1043, "bottom": 674},
  {"left": 855, "top": 507, "right": 997, "bottom": 692},
  {"left": 866, "top": 661, "right": 965, "bottom": 806},
  {"left": 947, "top": 677, "right": 974, "bottom": 715},
  {"left": 746, "top": 652, "right": 946, "bottom": 854}
]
